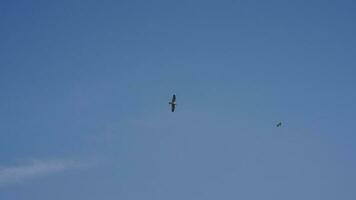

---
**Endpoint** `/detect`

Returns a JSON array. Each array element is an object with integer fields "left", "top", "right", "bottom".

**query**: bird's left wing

[{"left": 171, "top": 104, "right": 175, "bottom": 112}]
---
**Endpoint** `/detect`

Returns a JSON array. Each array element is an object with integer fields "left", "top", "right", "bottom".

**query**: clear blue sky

[{"left": 1, "top": 0, "right": 356, "bottom": 199}]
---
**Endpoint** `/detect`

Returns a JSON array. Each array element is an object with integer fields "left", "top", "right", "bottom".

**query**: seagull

[
  {"left": 276, "top": 122, "right": 282, "bottom": 127},
  {"left": 169, "top": 94, "right": 177, "bottom": 112}
]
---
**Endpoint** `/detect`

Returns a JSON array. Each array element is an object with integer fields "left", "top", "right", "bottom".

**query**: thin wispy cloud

[{"left": 0, "top": 159, "right": 87, "bottom": 186}]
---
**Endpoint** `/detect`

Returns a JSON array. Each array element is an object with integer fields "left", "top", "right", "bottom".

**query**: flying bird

[
  {"left": 276, "top": 122, "right": 282, "bottom": 127},
  {"left": 169, "top": 94, "right": 177, "bottom": 112}
]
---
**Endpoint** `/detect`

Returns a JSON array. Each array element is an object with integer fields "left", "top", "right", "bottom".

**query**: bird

[
  {"left": 169, "top": 94, "right": 177, "bottom": 112},
  {"left": 276, "top": 122, "right": 282, "bottom": 127}
]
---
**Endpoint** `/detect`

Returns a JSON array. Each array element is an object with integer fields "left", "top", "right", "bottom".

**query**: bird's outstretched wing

[
  {"left": 171, "top": 104, "right": 176, "bottom": 112},
  {"left": 172, "top": 94, "right": 176, "bottom": 102}
]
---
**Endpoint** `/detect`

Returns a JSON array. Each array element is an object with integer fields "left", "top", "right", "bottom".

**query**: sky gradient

[{"left": 1, "top": 0, "right": 356, "bottom": 199}]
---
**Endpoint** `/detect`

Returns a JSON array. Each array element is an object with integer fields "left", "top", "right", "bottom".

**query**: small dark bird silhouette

[
  {"left": 276, "top": 122, "right": 282, "bottom": 127},
  {"left": 169, "top": 94, "right": 177, "bottom": 112}
]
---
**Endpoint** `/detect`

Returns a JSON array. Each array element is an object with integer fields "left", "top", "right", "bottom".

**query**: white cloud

[{"left": 0, "top": 159, "right": 86, "bottom": 186}]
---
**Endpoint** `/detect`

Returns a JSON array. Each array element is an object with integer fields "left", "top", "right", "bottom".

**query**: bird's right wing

[{"left": 172, "top": 94, "right": 176, "bottom": 102}]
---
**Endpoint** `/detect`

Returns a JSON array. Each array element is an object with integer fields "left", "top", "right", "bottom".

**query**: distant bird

[
  {"left": 169, "top": 94, "right": 177, "bottom": 112},
  {"left": 276, "top": 122, "right": 282, "bottom": 127}
]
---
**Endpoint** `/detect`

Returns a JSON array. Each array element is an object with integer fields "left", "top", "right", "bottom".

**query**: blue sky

[{"left": 0, "top": 0, "right": 356, "bottom": 199}]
